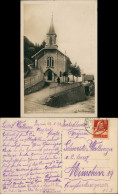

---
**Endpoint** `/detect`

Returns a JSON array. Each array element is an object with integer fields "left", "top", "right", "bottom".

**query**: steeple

[
  {"left": 47, "top": 13, "right": 56, "bottom": 35},
  {"left": 45, "top": 14, "right": 58, "bottom": 49}
]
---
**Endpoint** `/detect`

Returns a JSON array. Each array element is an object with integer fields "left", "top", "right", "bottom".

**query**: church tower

[{"left": 45, "top": 15, "right": 58, "bottom": 49}]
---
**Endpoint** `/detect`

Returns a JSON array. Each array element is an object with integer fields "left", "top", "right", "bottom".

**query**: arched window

[
  {"left": 47, "top": 57, "right": 54, "bottom": 68},
  {"left": 52, "top": 58, "right": 54, "bottom": 68},
  {"left": 47, "top": 57, "right": 50, "bottom": 67}
]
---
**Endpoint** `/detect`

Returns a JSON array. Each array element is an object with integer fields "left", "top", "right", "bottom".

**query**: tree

[
  {"left": 70, "top": 66, "right": 76, "bottom": 82},
  {"left": 70, "top": 63, "right": 81, "bottom": 82},
  {"left": 24, "top": 57, "right": 32, "bottom": 74},
  {"left": 24, "top": 36, "right": 35, "bottom": 60},
  {"left": 24, "top": 36, "right": 46, "bottom": 75},
  {"left": 66, "top": 57, "right": 72, "bottom": 70},
  {"left": 75, "top": 65, "right": 81, "bottom": 77},
  {"left": 63, "top": 72, "right": 68, "bottom": 83}
]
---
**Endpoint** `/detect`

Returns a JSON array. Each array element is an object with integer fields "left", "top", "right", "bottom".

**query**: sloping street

[{"left": 24, "top": 86, "right": 95, "bottom": 114}]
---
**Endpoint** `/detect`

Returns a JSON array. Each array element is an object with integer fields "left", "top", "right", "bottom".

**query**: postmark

[
  {"left": 84, "top": 118, "right": 94, "bottom": 135},
  {"left": 93, "top": 119, "right": 108, "bottom": 138}
]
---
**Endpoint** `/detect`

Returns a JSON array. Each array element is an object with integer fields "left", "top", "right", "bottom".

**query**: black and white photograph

[{"left": 21, "top": 0, "right": 97, "bottom": 117}]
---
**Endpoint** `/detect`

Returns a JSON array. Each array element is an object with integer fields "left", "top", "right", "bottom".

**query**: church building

[{"left": 32, "top": 16, "right": 71, "bottom": 82}]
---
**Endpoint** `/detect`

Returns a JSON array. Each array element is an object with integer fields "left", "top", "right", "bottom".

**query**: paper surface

[{"left": 0, "top": 118, "right": 117, "bottom": 193}]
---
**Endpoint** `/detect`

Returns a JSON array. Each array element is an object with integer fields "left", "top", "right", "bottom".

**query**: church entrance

[{"left": 48, "top": 69, "right": 52, "bottom": 80}]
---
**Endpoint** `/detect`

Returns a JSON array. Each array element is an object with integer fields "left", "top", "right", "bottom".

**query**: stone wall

[
  {"left": 37, "top": 50, "right": 66, "bottom": 77},
  {"left": 49, "top": 82, "right": 81, "bottom": 96},
  {"left": 24, "top": 80, "right": 45, "bottom": 95},
  {"left": 45, "top": 85, "right": 86, "bottom": 107}
]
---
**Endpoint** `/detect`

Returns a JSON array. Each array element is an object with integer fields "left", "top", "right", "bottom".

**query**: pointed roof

[
  {"left": 32, "top": 48, "right": 68, "bottom": 59},
  {"left": 47, "top": 14, "right": 56, "bottom": 35}
]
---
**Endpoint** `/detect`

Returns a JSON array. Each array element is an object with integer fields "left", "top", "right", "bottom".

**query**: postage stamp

[{"left": 93, "top": 119, "right": 108, "bottom": 138}]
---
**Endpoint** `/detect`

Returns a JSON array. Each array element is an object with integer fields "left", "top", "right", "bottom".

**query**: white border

[{"left": 20, "top": 0, "right": 97, "bottom": 118}]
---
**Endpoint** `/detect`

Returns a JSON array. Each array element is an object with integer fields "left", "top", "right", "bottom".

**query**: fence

[{"left": 24, "top": 75, "right": 43, "bottom": 89}]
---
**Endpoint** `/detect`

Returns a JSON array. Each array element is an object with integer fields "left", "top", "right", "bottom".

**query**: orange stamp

[{"left": 93, "top": 119, "right": 108, "bottom": 138}]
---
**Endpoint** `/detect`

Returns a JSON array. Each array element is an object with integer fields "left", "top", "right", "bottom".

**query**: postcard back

[{"left": 0, "top": 118, "right": 118, "bottom": 193}]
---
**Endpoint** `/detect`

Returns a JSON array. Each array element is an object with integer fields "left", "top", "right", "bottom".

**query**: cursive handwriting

[
  {"left": 64, "top": 161, "right": 105, "bottom": 177},
  {"left": 2, "top": 120, "right": 62, "bottom": 193},
  {"left": 1, "top": 118, "right": 115, "bottom": 193}
]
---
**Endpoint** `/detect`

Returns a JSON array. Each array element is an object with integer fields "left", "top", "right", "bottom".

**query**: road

[{"left": 24, "top": 86, "right": 95, "bottom": 114}]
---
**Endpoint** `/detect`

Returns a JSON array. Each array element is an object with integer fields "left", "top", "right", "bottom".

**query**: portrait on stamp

[
  {"left": 21, "top": 0, "right": 97, "bottom": 117},
  {"left": 93, "top": 120, "right": 108, "bottom": 138}
]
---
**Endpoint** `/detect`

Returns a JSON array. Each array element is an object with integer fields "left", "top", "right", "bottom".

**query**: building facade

[{"left": 32, "top": 16, "right": 71, "bottom": 82}]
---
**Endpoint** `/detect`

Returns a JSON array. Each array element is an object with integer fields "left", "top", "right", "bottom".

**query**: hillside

[{"left": 24, "top": 36, "right": 46, "bottom": 76}]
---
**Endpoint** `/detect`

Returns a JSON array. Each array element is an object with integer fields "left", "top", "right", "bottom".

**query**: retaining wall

[
  {"left": 45, "top": 85, "right": 86, "bottom": 107},
  {"left": 24, "top": 80, "right": 45, "bottom": 95}
]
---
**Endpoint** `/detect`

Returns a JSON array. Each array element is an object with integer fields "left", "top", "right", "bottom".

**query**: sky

[{"left": 23, "top": 0, "right": 97, "bottom": 74}]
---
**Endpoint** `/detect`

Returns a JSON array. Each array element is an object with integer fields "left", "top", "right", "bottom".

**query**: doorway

[{"left": 48, "top": 69, "right": 52, "bottom": 80}]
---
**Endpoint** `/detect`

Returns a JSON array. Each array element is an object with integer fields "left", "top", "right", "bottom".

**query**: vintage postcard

[
  {"left": 0, "top": 118, "right": 118, "bottom": 193},
  {"left": 20, "top": 0, "right": 97, "bottom": 117}
]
